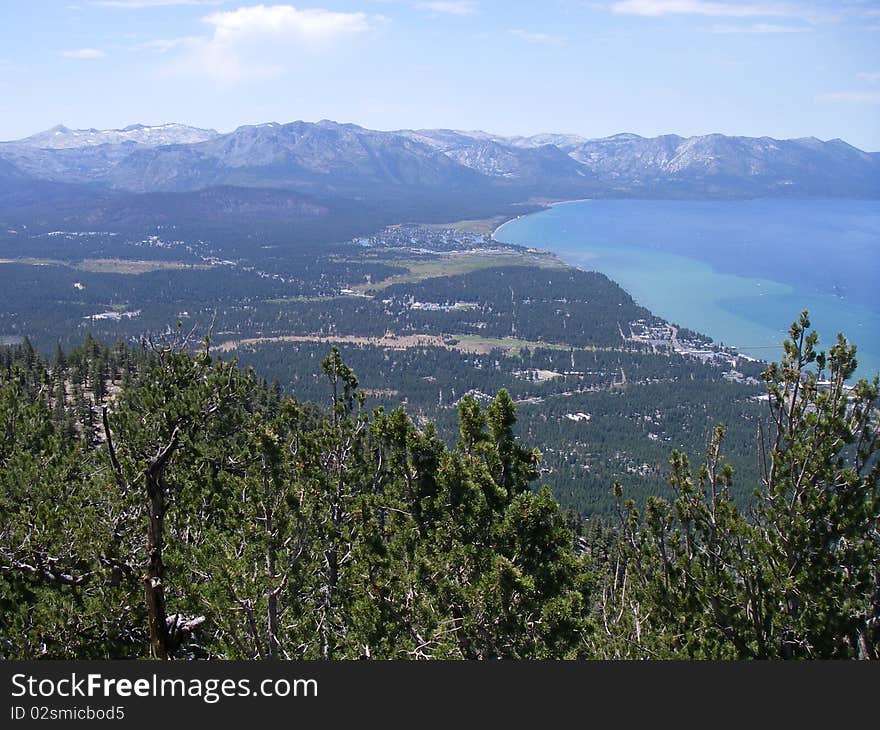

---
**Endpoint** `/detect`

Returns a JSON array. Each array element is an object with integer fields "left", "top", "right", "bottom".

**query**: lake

[{"left": 495, "top": 198, "right": 880, "bottom": 378}]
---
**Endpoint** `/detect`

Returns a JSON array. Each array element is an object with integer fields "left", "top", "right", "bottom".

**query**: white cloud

[
  {"left": 157, "top": 5, "right": 372, "bottom": 83},
  {"left": 857, "top": 71, "right": 880, "bottom": 83},
  {"left": 58, "top": 48, "right": 107, "bottom": 58},
  {"left": 509, "top": 29, "right": 565, "bottom": 44},
  {"left": 92, "top": 0, "right": 225, "bottom": 7},
  {"left": 610, "top": 1, "right": 826, "bottom": 22},
  {"left": 414, "top": 2, "right": 478, "bottom": 16},
  {"left": 131, "top": 37, "right": 198, "bottom": 52},
  {"left": 204, "top": 4, "right": 369, "bottom": 43},
  {"left": 706, "top": 22, "right": 810, "bottom": 32},
  {"left": 613, "top": 1, "right": 776, "bottom": 16},
  {"left": 816, "top": 90, "right": 880, "bottom": 104}
]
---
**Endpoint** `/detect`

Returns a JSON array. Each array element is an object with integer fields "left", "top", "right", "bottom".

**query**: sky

[{"left": 0, "top": 1, "right": 878, "bottom": 150}]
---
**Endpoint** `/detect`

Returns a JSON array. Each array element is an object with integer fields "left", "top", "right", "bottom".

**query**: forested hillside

[
  {"left": 0, "top": 218, "right": 774, "bottom": 516},
  {"left": 1, "top": 314, "right": 877, "bottom": 659}
]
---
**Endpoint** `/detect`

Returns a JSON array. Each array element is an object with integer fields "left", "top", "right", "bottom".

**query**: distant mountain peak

[
  {"left": 7, "top": 123, "right": 219, "bottom": 149},
  {"left": 607, "top": 132, "right": 644, "bottom": 141}
]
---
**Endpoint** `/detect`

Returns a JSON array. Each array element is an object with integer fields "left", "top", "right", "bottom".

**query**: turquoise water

[{"left": 496, "top": 199, "right": 880, "bottom": 378}]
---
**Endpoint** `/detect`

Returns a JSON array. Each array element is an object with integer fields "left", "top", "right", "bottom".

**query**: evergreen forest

[{"left": 1, "top": 313, "right": 877, "bottom": 660}]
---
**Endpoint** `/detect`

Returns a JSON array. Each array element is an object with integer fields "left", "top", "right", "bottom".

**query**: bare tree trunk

[
  {"left": 267, "top": 590, "right": 279, "bottom": 659},
  {"left": 321, "top": 541, "right": 339, "bottom": 660},
  {"left": 143, "top": 429, "right": 180, "bottom": 660},
  {"left": 264, "top": 479, "right": 280, "bottom": 660},
  {"left": 145, "top": 471, "right": 169, "bottom": 659}
]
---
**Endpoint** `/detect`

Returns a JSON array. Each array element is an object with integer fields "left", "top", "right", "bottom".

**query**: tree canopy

[{"left": 0, "top": 313, "right": 877, "bottom": 659}]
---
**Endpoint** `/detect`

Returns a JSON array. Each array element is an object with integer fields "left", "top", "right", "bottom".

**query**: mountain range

[
  {"left": 1, "top": 120, "right": 877, "bottom": 226},
  {"left": 11, "top": 123, "right": 219, "bottom": 149}
]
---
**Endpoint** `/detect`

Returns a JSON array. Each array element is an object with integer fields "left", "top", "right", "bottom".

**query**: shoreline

[
  {"left": 490, "top": 199, "right": 753, "bottom": 367},
  {"left": 491, "top": 197, "right": 594, "bottom": 242},
  {"left": 486, "top": 198, "right": 880, "bottom": 378},
  {"left": 491, "top": 214, "right": 525, "bottom": 242}
]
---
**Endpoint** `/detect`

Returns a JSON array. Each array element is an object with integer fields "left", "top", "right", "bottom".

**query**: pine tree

[{"left": 594, "top": 312, "right": 879, "bottom": 659}]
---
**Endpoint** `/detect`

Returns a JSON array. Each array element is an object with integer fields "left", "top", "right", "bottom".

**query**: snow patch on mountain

[{"left": 9, "top": 123, "right": 219, "bottom": 149}]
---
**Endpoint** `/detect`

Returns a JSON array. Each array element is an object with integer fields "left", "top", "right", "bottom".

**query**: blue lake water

[{"left": 495, "top": 198, "right": 880, "bottom": 378}]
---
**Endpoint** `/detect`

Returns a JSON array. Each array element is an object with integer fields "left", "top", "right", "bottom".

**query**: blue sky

[{"left": 1, "top": 1, "right": 878, "bottom": 149}]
